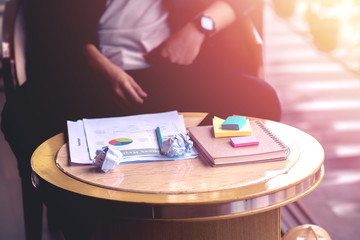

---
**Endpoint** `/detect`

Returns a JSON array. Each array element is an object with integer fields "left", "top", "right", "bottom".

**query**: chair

[
  {"left": 1, "top": 1, "right": 45, "bottom": 239},
  {"left": 1, "top": 0, "right": 26, "bottom": 98}
]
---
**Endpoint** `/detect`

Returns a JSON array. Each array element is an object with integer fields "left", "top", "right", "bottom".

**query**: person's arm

[
  {"left": 83, "top": 43, "right": 148, "bottom": 107},
  {"left": 146, "top": 1, "right": 236, "bottom": 65},
  {"left": 203, "top": 1, "right": 237, "bottom": 32}
]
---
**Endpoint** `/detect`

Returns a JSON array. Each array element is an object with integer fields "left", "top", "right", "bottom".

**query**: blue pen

[{"left": 156, "top": 127, "right": 163, "bottom": 153}]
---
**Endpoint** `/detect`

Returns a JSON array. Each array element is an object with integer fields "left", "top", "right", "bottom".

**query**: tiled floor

[{"left": 1, "top": 1, "right": 360, "bottom": 240}]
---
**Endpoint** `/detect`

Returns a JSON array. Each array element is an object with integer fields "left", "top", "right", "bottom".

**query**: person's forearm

[
  {"left": 149, "top": 1, "right": 237, "bottom": 65},
  {"left": 202, "top": 1, "right": 237, "bottom": 33},
  {"left": 83, "top": 43, "right": 116, "bottom": 78},
  {"left": 82, "top": 43, "right": 147, "bottom": 105}
]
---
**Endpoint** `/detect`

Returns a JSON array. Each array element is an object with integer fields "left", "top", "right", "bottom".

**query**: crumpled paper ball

[
  {"left": 161, "top": 133, "right": 193, "bottom": 158},
  {"left": 92, "top": 146, "right": 123, "bottom": 172}
]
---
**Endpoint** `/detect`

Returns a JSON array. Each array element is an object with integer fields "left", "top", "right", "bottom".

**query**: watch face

[{"left": 201, "top": 16, "right": 214, "bottom": 31}]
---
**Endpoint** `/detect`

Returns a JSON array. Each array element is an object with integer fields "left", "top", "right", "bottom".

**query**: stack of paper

[{"left": 67, "top": 111, "right": 197, "bottom": 165}]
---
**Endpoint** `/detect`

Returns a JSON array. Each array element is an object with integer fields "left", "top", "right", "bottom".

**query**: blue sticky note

[{"left": 222, "top": 116, "right": 246, "bottom": 130}]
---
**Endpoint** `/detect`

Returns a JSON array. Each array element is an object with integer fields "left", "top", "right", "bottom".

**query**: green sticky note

[{"left": 221, "top": 116, "right": 246, "bottom": 130}]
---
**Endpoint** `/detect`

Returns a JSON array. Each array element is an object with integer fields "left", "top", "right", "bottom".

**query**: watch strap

[{"left": 193, "top": 13, "right": 216, "bottom": 38}]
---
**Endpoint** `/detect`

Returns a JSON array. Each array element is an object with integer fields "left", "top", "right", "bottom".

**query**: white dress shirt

[{"left": 97, "top": 0, "right": 171, "bottom": 70}]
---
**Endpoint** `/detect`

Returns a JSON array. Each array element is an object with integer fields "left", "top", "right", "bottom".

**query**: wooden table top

[{"left": 31, "top": 112, "right": 324, "bottom": 219}]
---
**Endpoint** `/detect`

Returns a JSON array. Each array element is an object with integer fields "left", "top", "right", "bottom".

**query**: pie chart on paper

[{"left": 109, "top": 138, "right": 133, "bottom": 146}]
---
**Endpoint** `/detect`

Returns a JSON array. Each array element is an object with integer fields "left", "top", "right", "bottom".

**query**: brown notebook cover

[{"left": 188, "top": 120, "right": 289, "bottom": 166}]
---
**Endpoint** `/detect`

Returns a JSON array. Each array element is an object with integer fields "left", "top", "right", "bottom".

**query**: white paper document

[
  {"left": 67, "top": 111, "right": 197, "bottom": 165},
  {"left": 66, "top": 119, "right": 91, "bottom": 164}
]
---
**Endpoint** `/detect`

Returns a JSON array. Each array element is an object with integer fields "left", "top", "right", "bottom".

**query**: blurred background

[
  {"left": 1, "top": 0, "right": 360, "bottom": 239},
  {"left": 267, "top": 0, "right": 360, "bottom": 239},
  {"left": 272, "top": 0, "right": 360, "bottom": 73}
]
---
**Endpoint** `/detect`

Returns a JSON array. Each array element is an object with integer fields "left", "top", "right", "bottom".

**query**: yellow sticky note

[{"left": 213, "top": 116, "right": 252, "bottom": 138}]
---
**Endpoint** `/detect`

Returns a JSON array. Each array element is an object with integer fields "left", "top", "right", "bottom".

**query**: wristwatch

[{"left": 193, "top": 13, "right": 216, "bottom": 37}]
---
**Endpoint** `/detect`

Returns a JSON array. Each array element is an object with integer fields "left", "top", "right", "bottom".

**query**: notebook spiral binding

[{"left": 254, "top": 120, "right": 289, "bottom": 150}]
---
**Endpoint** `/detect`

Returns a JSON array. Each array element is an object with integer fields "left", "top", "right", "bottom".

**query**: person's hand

[
  {"left": 146, "top": 22, "right": 206, "bottom": 65},
  {"left": 83, "top": 43, "right": 147, "bottom": 108},
  {"left": 105, "top": 62, "right": 148, "bottom": 107}
]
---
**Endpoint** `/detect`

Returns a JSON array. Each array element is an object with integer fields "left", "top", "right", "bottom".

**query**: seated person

[{"left": 1, "top": 0, "right": 281, "bottom": 238}]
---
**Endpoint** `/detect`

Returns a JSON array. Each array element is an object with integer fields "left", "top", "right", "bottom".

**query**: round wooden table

[{"left": 31, "top": 113, "right": 324, "bottom": 240}]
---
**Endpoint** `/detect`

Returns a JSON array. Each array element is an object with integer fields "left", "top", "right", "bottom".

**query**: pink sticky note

[{"left": 230, "top": 136, "right": 259, "bottom": 147}]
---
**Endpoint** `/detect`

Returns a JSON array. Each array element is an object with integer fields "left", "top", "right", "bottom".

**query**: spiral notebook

[{"left": 188, "top": 120, "right": 290, "bottom": 166}]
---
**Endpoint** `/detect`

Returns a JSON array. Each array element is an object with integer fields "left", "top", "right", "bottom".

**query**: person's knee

[
  {"left": 253, "top": 84, "right": 281, "bottom": 121},
  {"left": 232, "top": 74, "right": 282, "bottom": 121},
  {"left": 262, "top": 85, "right": 281, "bottom": 121}
]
